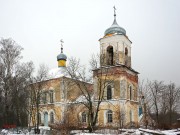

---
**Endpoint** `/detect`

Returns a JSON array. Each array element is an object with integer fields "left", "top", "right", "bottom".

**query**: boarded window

[{"left": 120, "top": 80, "right": 126, "bottom": 98}]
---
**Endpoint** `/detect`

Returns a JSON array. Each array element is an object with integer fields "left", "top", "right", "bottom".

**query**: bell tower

[
  {"left": 93, "top": 7, "right": 139, "bottom": 128},
  {"left": 99, "top": 6, "right": 132, "bottom": 67}
]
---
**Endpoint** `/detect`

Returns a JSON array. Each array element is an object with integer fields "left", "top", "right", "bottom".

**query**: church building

[{"left": 29, "top": 7, "right": 139, "bottom": 129}]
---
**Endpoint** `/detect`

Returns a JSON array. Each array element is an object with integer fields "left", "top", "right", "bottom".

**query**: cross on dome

[
  {"left": 60, "top": 39, "right": 64, "bottom": 53},
  {"left": 113, "top": 6, "right": 116, "bottom": 17},
  {"left": 104, "top": 6, "right": 126, "bottom": 36}
]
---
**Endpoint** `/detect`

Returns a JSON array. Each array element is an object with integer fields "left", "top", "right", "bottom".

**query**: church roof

[{"left": 48, "top": 67, "right": 67, "bottom": 79}]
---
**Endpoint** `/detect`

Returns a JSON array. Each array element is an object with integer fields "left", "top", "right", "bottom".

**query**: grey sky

[{"left": 0, "top": 0, "right": 180, "bottom": 85}]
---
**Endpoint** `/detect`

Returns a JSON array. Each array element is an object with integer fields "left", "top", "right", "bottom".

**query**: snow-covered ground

[
  {"left": 0, "top": 126, "right": 50, "bottom": 135},
  {"left": 1, "top": 127, "right": 180, "bottom": 135},
  {"left": 73, "top": 128, "right": 180, "bottom": 135}
]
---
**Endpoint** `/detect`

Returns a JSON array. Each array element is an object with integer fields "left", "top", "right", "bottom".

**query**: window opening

[
  {"left": 107, "top": 110, "right": 113, "bottom": 123},
  {"left": 107, "top": 85, "right": 112, "bottom": 100},
  {"left": 125, "top": 47, "right": 128, "bottom": 56},
  {"left": 130, "top": 86, "right": 132, "bottom": 100},
  {"left": 50, "top": 112, "right": 54, "bottom": 123},
  {"left": 107, "top": 46, "right": 114, "bottom": 65},
  {"left": 42, "top": 92, "right": 47, "bottom": 104},
  {"left": 82, "top": 112, "right": 87, "bottom": 123},
  {"left": 50, "top": 91, "right": 53, "bottom": 103}
]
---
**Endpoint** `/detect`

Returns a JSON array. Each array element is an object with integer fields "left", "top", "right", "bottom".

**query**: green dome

[
  {"left": 104, "top": 18, "right": 126, "bottom": 36},
  {"left": 57, "top": 53, "right": 67, "bottom": 61}
]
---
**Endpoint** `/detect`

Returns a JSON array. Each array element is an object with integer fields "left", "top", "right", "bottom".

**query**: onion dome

[
  {"left": 57, "top": 39, "right": 67, "bottom": 67},
  {"left": 104, "top": 6, "right": 126, "bottom": 36},
  {"left": 57, "top": 53, "right": 67, "bottom": 61}
]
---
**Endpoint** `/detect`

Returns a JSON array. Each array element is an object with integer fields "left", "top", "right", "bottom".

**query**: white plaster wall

[{"left": 99, "top": 35, "right": 132, "bottom": 57}]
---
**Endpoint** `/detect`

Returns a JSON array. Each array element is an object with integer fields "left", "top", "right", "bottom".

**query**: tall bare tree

[
  {"left": 66, "top": 54, "right": 117, "bottom": 132},
  {"left": 11, "top": 62, "right": 34, "bottom": 126},
  {"left": 166, "top": 83, "right": 180, "bottom": 125},
  {"left": 141, "top": 80, "right": 180, "bottom": 128},
  {"left": 28, "top": 64, "right": 49, "bottom": 133},
  {"left": 0, "top": 38, "right": 33, "bottom": 127},
  {"left": 147, "top": 81, "right": 165, "bottom": 127}
]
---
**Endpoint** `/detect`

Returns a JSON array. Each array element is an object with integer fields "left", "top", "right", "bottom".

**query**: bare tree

[
  {"left": 0, "top": 38, "right": 33, "bottom": 127},
  {"left": 138, "top": 80, "right": 151, "bottom": 128},
  {"left": 113, "top": 104, "right": 126, "bottom": 133},
  {"left": 166, "top": 83, "right": 180, "bottom": 125},
  {"left": 28, "top": 64, "right": 49, "bottom": 133},
  {"left": 141, "top": 80, "right": 180, "bottom": 129},
  {"left": 52, "top": 103, "right": 82, "bottom": 135},
  {"left": 0, "top": 38, "right": 23, "bottom": 125},
  {"left": 146, "top": 81, "right": 165, "bottom": 127},
  {"left": 66, "top": 54, "right": 117, "bottom": 132},
  {"left": 11, "top": 62, "right": 34, "bottom": 126}
]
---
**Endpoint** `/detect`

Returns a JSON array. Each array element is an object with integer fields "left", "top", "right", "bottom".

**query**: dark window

[
  {"left": 129, "top": 86, "right": 132, "bottom": 100},
  {"left": 50, "top": 91, "right": 53, "bottom": 103},
  {"left": 50, "top": 112, "right": 54, "bottom": 123},
  {"left": 82, "top": 112, "right": 87, "bottom": 123},
  {"left": 43, "top": 93, "right": 47, "bottom": 104},
  {"left": 107, "top": 110, "right": 113, "bottom": 123},
  {"left": 125, "top": 47, "right": 128, "bottom": 56},
  {"left": 107, "top": 46, "right": 114, "bottom": 65},
  {"left": 107, "top": 85, "right": 112, "bottom": 100},
  {"left": 125, "top": 47, "right": 128, "bottom": 66}
]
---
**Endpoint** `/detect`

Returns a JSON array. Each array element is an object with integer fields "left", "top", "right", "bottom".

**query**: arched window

[
  {"left": 50, "top": 112, "right": 54, "bottom": 123},
  {"left": 82, "top": 112, "right": 87, "bottom": 123},
  {"left": 44, "top": 112, "right": 48, "bottom": 126},
  {"left": 107, "top": 85, "right": 112, "bottom": 100},
  {"left": 107, "top": 110, "right": 113, "bottom": 123},
  {"left": 38, "top": 113, "right": 41, "bottom": 124},
  {"left": 107, "top": 46, "right": 114, "bottom": 65}
]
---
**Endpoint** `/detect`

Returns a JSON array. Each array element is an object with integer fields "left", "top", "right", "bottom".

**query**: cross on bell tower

[{"left": 113, "top": 6, "right": 116, "bottom": 17}]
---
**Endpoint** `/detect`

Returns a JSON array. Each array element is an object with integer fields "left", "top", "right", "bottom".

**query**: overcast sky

[{"left": 0, "top": 0, "right": 180, "bottom": 85}]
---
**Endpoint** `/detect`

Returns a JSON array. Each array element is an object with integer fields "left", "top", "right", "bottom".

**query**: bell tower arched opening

[
  {"left": 125, "top": 47, "right": 128, "bottom": 66},
  {"left": 107, "top": 46, "right": 114, "bottom": 65},
  {"left": 125, "top": 47, "right": 128, "bottom": 56}
]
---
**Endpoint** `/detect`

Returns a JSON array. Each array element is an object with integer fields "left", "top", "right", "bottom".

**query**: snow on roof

[{"left": 48, "top": 67, "right": 66, "bottom": 79}]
